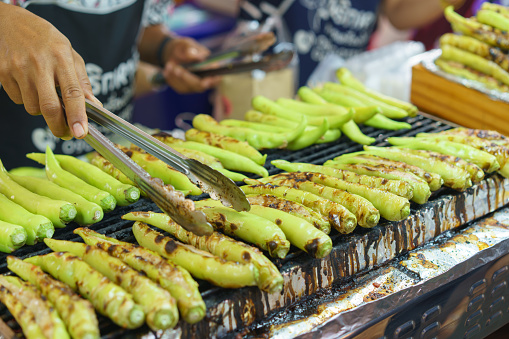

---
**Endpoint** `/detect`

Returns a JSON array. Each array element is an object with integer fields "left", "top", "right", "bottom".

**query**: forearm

[
  {"left": 382, "top": 0, "right": 463, "bottom": 30},
  {"left": 137, "top": 24, "right": 175, "bottom": 66},
  {"left": 134, "top": 62, "right": 159, "bottom": 97}
]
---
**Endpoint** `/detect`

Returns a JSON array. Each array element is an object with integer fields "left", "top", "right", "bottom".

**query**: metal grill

[
  {"left": 241, "top": 208, "right": 509, "bottom": 339},
  {"left": 2, "top": 114, "right": 506, "bottom": 339}
]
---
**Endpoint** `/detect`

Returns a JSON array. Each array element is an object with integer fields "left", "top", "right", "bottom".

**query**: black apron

[{"left": 0, "top": 0, "right": 144, "bottom": 169}]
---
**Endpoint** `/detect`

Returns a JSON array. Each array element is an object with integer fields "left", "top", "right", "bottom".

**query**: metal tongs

[
  {"left": 186, "top": 31, "right": 277, "bottom": 71},
  {"left": 59, "top": 94, "right": 250, "bottom": 236},
  {"left": 151, "top": 31, "right": 294, "bottom": 83}
]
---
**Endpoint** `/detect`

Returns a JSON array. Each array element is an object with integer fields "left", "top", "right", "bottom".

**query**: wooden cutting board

[{"left": 410, "top": 63, "right": 509, "bottom": 136}]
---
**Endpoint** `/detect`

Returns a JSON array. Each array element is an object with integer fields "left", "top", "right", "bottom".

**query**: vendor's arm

[
  {"left": 0, "top": 2, "right": 98, "bottom": 139},
  {"left": 137, "top": 24, "right": 221, "bottom": 94},
  {"left": 382, "top": 0, "right": 466, "bottom": 30}
]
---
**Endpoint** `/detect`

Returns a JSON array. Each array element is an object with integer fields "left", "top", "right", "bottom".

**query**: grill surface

[
  {"left": 0, "top": 114, "right": 450, "bottom": 272},
  {"left": 2, "top": 114, "right": 506, "bottom": 339}
]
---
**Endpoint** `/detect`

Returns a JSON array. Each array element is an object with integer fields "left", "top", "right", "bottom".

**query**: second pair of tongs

[
  {"left": 151, "top": 31, "right": 284, "bottom": 84},
  {"left": 61, "top": 95, "right": 251, "bottom": 235}
]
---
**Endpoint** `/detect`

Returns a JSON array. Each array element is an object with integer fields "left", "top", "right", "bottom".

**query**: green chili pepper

[
  {"left": 151, "top": 143, "right": 247, "bottom": 182},
  {"left": 271, "top": 160, "right": 414, "bottom": 200},
  {"left": 444, "top": 6, "right": 509, "bottom": 50},
  {"left": 297, "top": 86, "right": 329, "bottom": 104},
  {"left": 481, "top": 2, "right": 509, "bottom": 16},
  {"left": 414, "top": 134, "right": 509, "bottom": 178},
  {"left": 360, "top": 146, "right": 472, "bottom": 191},
  {"left": 183, "top": 129, "right": 267, "bottom": 165},
  {"left": 74, "top": 227, "right": 206, "bottom": 325},
  {"left": 363, "top": 114, "right": 411, "bottom": 130},
  {"left": 132, "top": 221, "right": 260, "bottom": 288},
  {"left": 434, "top": 58, "right": 508, "bottom": 92},
  {"left": 9, "top": 174, "right": 104, "bottom": 225},
  {"left": 477, "top": 8, "right": 509, "bottom": 31},
  {"left": 7, "top": 256, "right": 100, "bottom": 339},
  {"left": 120, "top": 146, "right": 203, "bottom": 195},
  {"left": 0, "top": 193, "right": 53, "bottom": 245},
  {"left": 244, "top": 110, "right": 339, "bottom": 146},
  {"left": 276, "top": 97, "right": 350, "bottom": 116},
  {"left": 0, "top": 275, "right": 70, "bottom": 339},
  {"left": 25, "top": 252, "right": 145, "bottom": 329},
  {"left": 223, "top": 115, "right": 330, "bottom": 151},
  {"left": 194, "top": 200, "right": 291, "bottom": 259},
  {"left": 247, "top": 205, "right": 332, "bottom": 258},
  {"left": 443, "top": 127, "right": 509, "bottom": 144},
  {"left": 439, "top": 33, "right": 509, "bottom": 72},
  {"left": 0, "top": 159, "right": 76, "bottom": 228},
  {"left": 89, "top": 152, "right": 137, "bottom": 186},
  {"left": 8, "top": 166, "right": 46, "bottom": 178},
  {"left": 252, "top": 95, "right": 352, "bottom": 129},
  {"left": 251, "top": 177, "right": 380, "bottom": 228},
  {"left": 297, "top": 89, "right": 391, "bottom": 144},
  {"left": 44, "top": 239, "right": 179, "bottom": 331},
  {"left": 122, "top": 211, "right": 284, "bottom": 293},
  {"left": 155, "top": 137, "right": 269, "bottom": 177},
  {"left": 334, "top": 152, "right": 445, "bottom": 191},
  {"left": 350, "top": 106, "right": 382, "bottom": 124},
  {"left": 441, "top": 44, "right": 509, "bottom": 86},
  {"left": 324, "top": 161, "right": 431, "bottom": 204},
  {"left": 335, "top": 68, "right": 418, "bottom": 116},
  {"left": 340, "top": 120, "right": 376, "bottom": 145},
  {"left": 192, "top": 113, "right": 307, "bottom": 150},
  {"left": 322, "top": 83, "right": 409, "bottom": 119},
  {"left": 26, "top": 153, "right": 140, "bottom": 206},
  {"left": 316, "top": 128, "right": 342, "bottom": 143},
  {"left": 0, "top": 220, "right": 27, "bottom": 253},
  {"left": 264, "top": 171, "right": 410, "bottom": 222},
  {"left": 387, "top": 137, "right": 501, "bottom": 173},
  {"left": 221, "top": 118, "right": 289, "bottom": 133},
  {"left": 240, "top": 183, "right": 357, "bottom": 234},
  {"left": 246, "top": 194, "right": 331, "bottom": 234},
  {"left": 38, "top": 147, "right": 117, "bottom": 212},
  {"left": 389, "top": 147, "right": 485, "bottom": 184},
  {"left": 279, "top": 95, "right": 380, "bottom": 124},
  {"left": 218, "top": 114, "right": 320, "bottom": 150},
  {"left": 316, "top": 87, "right": 366, "bottom": 107},
  {"left": 0, "top": 276, "right": 48, "bottom": 339}
]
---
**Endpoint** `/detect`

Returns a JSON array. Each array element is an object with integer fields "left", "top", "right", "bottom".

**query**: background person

[{"left": 238, "top": 0, "right": 466, "bottom": 87}]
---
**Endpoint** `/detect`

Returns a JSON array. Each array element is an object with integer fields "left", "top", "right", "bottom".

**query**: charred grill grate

[{"left": 1, "top": 114, "right": 497, "bottom": 339}]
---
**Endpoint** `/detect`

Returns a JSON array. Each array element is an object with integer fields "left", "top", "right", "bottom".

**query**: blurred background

[{"left": 130, "top": 0, "right": 489, "bottom": 132}]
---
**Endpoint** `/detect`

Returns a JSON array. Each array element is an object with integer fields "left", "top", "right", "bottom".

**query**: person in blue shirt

[{"left": 239, "top": 0, "right": 466, "bottom": 87}]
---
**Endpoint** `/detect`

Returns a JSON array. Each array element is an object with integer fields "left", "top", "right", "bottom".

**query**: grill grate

[{"left": 0, "top": 114, "right": 471, "bottom": 338}]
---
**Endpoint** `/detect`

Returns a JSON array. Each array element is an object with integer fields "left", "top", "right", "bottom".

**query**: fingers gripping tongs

[{"left": 60, "top": 95, "right": 251, "bottom": 236}]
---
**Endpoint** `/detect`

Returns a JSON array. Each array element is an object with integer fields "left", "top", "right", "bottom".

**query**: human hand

[
  {"left": 0, "top": 3, "right": 100, "bottom": 139},
  {"left": 160, "top": 37, "right": 222, "bottom": 93}
]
